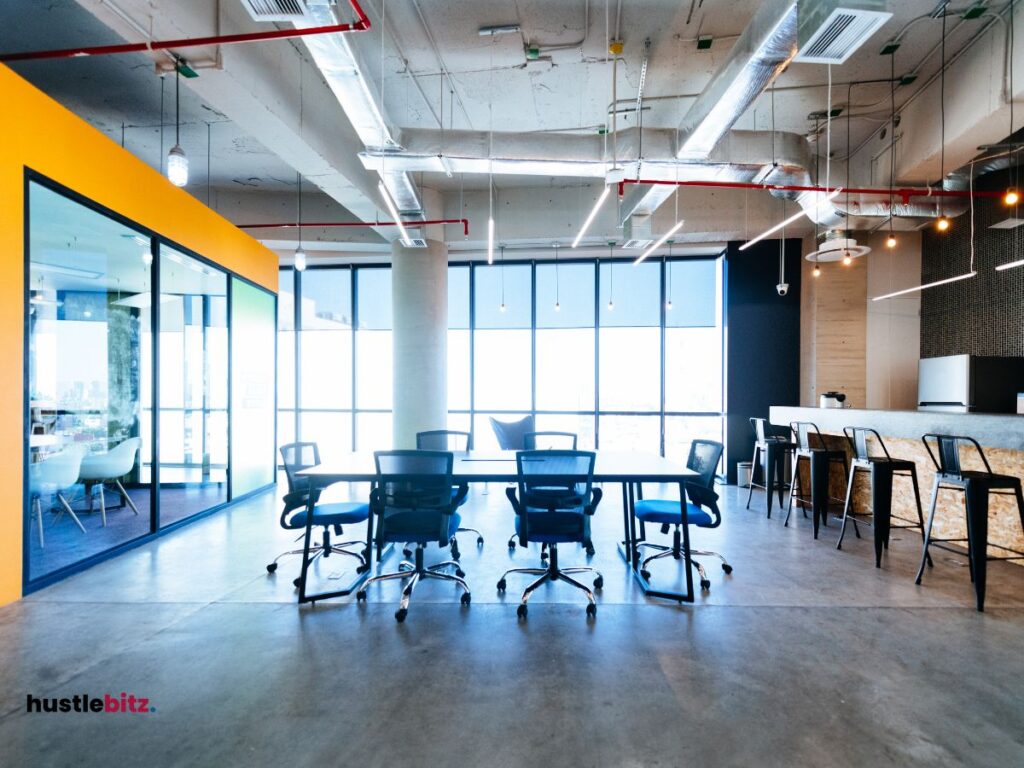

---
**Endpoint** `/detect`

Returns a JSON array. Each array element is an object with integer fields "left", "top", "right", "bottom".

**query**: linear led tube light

[
  {"left": 634, "top": 220, "right": 685, "bottom": 265},
  {"left": 378, "top": 181, "right": 411, "bottom": 246},
  {"left": 487, "top": 217, "right": 495, "bottom": 264},
  {"left": 995, "top": 258, "right": 1024, "bottom": 271},
  {"left": 479, "top": 24, "right": 521, "bottom": 36},
  {"left": 739, "top": 188, "right": 842, "bottom": 251},
  {"left": 871, "top": 271, "right": 977, "bottom": 301},
  {"left": 572, "top": 185, "right": 611, "bottom": 249}
]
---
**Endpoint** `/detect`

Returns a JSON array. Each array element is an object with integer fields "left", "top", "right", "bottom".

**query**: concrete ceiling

[{"left": 2, "top": 0, "right": 1020, "bottom": 263}]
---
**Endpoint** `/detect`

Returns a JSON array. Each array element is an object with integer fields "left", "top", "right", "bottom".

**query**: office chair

[
  {"left": 267, "top": 442, "right": 370, "bottom": 589},
  {"left": 29, "top": 446, "right": 87, "bottom": 547},
  {"left": 633, "top": 440, "right": 730, "bottom": 592},
  {"left": 357, "top": 450, "right": 470, "bottom": 622},
  {"left": 415, "top": 430, "right": 483, "bottom": 553},
  {"left": 497, "top": 450, "right": 604, "bottom": 618},
  {"left": 507, "top": 431, "right": 588, "bottom": 557},
  {"left": 78, "top": 437, "right": 142, "bottom": 526},
  {"left": 524, "top": 431, "right": 578, "bottom": 450}
]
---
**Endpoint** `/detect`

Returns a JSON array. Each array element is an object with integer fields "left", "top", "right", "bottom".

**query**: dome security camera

[{"left": 776, "top": 282, "right": 789, "bottom": 297}]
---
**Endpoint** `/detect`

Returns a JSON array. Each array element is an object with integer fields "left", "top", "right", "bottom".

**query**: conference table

[{"left": 298, "top": 450, "right": 699, "bottom": 604}]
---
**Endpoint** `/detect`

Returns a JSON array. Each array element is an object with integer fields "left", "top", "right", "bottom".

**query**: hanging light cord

[
  {"left": 889, "top": 51, "right": 896, "bottom": 233},
  {"left": 939, "top": 8, "right": 946, "bottom": 215},
  {"left": 296, "top": 173, "right": 303, "bottom": 250},
  {"left": 175, "top": 60, "right": 180, "bottom": 146}
]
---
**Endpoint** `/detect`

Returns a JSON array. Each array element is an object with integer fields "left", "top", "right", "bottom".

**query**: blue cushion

[
  {"left": 290, "top": 501, "right": 370, "bottom": 528},
  {"left": 634, "top": 499, "right": 713, "bottom": 527},
  {"left": 381, "top": 512, "right": 462, "bottom": 544},
  {"left": 515, "top": 512, "right": 585, "bottom": 544}
]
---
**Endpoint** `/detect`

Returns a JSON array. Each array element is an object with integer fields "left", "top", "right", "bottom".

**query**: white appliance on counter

[
  {"left": 819, "top": 391, "right": 847, "bottom": 408},
  {"left": 918, "top": 355, "right": 1024, "bottom": 413}
]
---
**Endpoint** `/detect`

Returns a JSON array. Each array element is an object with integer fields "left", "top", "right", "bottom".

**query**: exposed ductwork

[
  {"left": 622, "top": 0, "right": 800, "bottom": 224},
  {"left": 295, "top": 0, "right": 424, "bottom": 224}
]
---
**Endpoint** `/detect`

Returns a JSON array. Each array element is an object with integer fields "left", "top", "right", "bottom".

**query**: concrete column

[{"left": 392, "top": 238, "right": 448, "bottom": 448}]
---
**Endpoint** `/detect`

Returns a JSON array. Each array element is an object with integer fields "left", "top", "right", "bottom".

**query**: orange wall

[{"left": 0, "top": 64, "right": 279, "bottom": 605}]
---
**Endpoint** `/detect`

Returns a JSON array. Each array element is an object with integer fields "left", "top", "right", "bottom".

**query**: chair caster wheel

[
  {"left": 395, "top": 608, "right": 407, "bottom": 623},
  {"left": 507, "top": 538, "right": 517, "bottom": 551},
  {"left": 402, "top": 548, "right": 412, "bottom": 558},
  {"left": 496, "top": 579, "right": 506, "bottom": 592},
  {"left": 455, "top": 568, "right": 466, "bottom": 578},
  {"left": 476, "top": 537, "right": 484, "bottom": 547},
  {"left": 585, "top": 545, "right": 596, "bottom": 557},
  {"left": 516, "top": 604, "right": 528, "bottom": 619},
  {"left": 460, "top": 592, "right": 471, "bottom": 606},
  {"left": 700, "top": 579, "right": 711, "bottom": 591},
  {"left": 586, "top": 603, "right": 597, "bottom": 618},
  {"left": 451, "top": 549, "right": 461, "bottom": 561},
  {"left": 640, "top": 569, "right": 651, "bottom": 580},
  {"left": 266, "top": 563, "right": 277, "bottom": 573},
  {"left": 722, "top": 564, "right": 733, "bottom": 574},
  {"left": 356, "top": 590, "right": 367, "bottom": 602},
  {"left": 292, "top": 577, "right": 302, "bottom": 588},
  {"left": 356, "top": 564, "right": 369, "bottom": 574},
  {"left": 593, "top": 576, "right": 604, "bottom": 590},
  {"left": 540, "top": 551, "right": 549, "bottom": 560}
]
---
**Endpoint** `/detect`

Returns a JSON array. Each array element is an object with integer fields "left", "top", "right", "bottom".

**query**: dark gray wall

[
  {"left": 920, "top": 167, "right": 1024, "bottom": 358},
  {"left": 724, "top": 238, "right": 803, "bottom": 483}
]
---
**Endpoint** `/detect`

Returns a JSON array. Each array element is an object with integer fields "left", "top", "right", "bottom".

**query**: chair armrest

[
  {"left": 685, "top": 483, "right": 722, "bottom": 526},
  {"left": 585, "top": 486, "right": 603, "bottom": 515},
  {"left": 505, "top": 486, "right": 522, "bottom": 515},
  {"left": 452, "top": 482, "right": 469, "bottom": 509}
]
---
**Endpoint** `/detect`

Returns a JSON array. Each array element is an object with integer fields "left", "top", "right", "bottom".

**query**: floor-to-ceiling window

[
  {"left": 25, "top": 177, "right": 277, "bottom": 589},
  {"left": 277, "top": 255, "right": 723, "bottom": 463}
]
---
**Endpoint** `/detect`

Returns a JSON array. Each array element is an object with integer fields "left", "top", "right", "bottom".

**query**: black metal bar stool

[
  {"left": 744, "top": 417, "right": 795, "bottom": 519},
  {"left": 916, "top": 434, "right": 1024, "bottom": 612},
  {"left": 785, "top": 422, "right": 850, "bottom": 538},
  {"left": 836, "top": 427, "right": 930, "bottom": 568}
]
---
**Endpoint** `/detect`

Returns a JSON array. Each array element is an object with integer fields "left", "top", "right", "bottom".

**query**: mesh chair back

[
  {"left": 524, "top": 431, "right": 578, "bottom": 450},
  {"left": 686, "top": 440, "right": 723, "bottom": 489},
  {"left": 373, "top": 450, "right": 457, "bottom": 544},
  {"left": 416, "top": 430, "right": 470, "bottom": 451},
  {"left": 516, "top": 450, "right": 595, "bottom": 513},
  {"left": 489, "top": 415, "right": 536, "bottom": 450},
  {"left": 280, "top": 442, "right": 320, "bottom": 492}
]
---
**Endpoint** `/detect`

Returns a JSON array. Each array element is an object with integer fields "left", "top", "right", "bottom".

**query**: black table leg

[
  {"left": 963, "top": 478, "right": 989, "bottom": 612},
  {"left": 628, "top": 482, "right": 640, "bottom": 562},
  {"left": 620, "top": 482, "right": 632, "bottom": 565},
  {"left": 810, "top": 451, "right": 830, "bottom": 539},
  {"left": 764, "top": 443, "right": 779, "bottom": 517},
  {"left": 870, "top": 461, "right": 894, "bottom": 568}
]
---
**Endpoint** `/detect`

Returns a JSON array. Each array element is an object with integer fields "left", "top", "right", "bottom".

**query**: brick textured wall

[{"left": 920, "top": 167, "right": 1024, "bottom": 358}]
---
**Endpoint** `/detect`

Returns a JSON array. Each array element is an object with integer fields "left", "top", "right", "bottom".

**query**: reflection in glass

[
  {"left": 158, "top": 245, "right": 228, "bottom": 525},
  {"left": 27, "top": 182, "right": 153, "bottom": 579},
  {"left": 231, "top": 278, "right": 275, "bottom": 497}
]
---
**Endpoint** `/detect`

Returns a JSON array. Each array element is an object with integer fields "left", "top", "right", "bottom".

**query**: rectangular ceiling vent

[
  {"left": 621, "top": 214, "right": 654, "bottom": 249},
  {"left": 401, "top": 238, "right": 429, "bottom": 248},
  {"left": 238, "top": 0, "right": 311, "bottom": 23},
  {"left": 794, "top": 1, "right": 892, "bottom": 65}
]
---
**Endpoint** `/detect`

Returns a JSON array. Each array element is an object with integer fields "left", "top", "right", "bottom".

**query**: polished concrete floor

[{"left": 1, "top": 479, "right": 1022, "bottom": 767}]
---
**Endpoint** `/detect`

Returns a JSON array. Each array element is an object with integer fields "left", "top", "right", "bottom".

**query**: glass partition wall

[
  {"left": 25, "top": 177, "right": 276, "bottom": 589},
  {"left": 278, "top": 256, "right": 724, "bottom": 461}
]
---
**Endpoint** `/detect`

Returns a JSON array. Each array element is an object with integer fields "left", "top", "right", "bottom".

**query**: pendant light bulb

[
  {"left": 813, "top": 265, "right": 821, "bottom": 277},
  {"left": 666, "top": 299, "right": 673, "bottom": 310},
  {"left": 1004, "top": 188, "right": 1020, "bottom": 206},
  {"left": 499, "top": 302, "right": 506, "bottom": 313},
  {"left": 294, "top": 246, "right": 307, "bottom": 272},
  {"left": 554, "top": 301, "right": 561, "bottom": 312},
  {"left": 167, "top": 145, "right": 188, "bottom": 187},
  {"left": 607, "top": 300, "right": 614, "bottom": 311},
  {"left": 842, "top": 251, "right": 852, "bottom": 266},
  {"left": 936, "top": 215, "right": 950, "bottom": 232},
  {"left": 142, "top": 249, "right": 153, "bottom": 266},
  {"left": 886, "top": 234, "right": 897, "bottom": 249}
]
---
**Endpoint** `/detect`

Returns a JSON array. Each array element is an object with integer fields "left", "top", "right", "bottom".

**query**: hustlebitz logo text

[{"left": 26, "top": 692, "right": 155, "bottom": 714}]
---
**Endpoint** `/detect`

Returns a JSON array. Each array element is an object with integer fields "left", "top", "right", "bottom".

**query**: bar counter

[{"left": 769, "top": 406, "right": 1024, "bottom": 564}]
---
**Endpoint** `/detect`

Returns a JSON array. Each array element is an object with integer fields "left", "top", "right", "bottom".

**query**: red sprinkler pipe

[
  {"left": 238, "top": 219, "right": 471, "bottom": 237},
  {"left": 0, "top": 0, "right": 371, "bottom": 62},
  {"left": 618, "top": 178, "right": 1003, "bottom": 204}
]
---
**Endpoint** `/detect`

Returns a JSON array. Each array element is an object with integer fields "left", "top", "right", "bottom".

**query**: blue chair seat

[
  {"left": 380, "top": 512, "right": 461, "bottom": 544},
  {"left": 515, "top": 512, "right": 585, "bottom": 543},
  {"left": 290, "top": 501, "right": 370, "bottom": 528},
  {"left": 634, "top": 499, "right": 713, "bottom": 528}
]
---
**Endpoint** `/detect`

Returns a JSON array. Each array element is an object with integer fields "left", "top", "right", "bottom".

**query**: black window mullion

[
  {"left": 293, "top": 267, "right": 302, "bottom": 449},
  {"left": 594, "top": 259, "right": 601, "bottom": 449},
  {"left": 530, "top": 260, "right": 537, "bottom": 422},
  {"left": 350, "top": 264, "right": 357, "bottom": 451},
  {"left": 468, "top": 263, "right": 476, "bottom": 449},
  {"left": 659, "top": 257, "right": 667, "bottom": 458}
]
